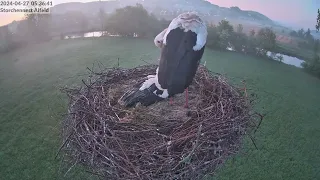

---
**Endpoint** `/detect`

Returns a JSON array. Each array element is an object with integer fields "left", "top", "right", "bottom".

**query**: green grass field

[{"left": 1, "top": 37, "right": 320, "bottom": 180}]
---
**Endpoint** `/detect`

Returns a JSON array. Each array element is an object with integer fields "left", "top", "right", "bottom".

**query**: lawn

[{"left": 0, "top": 37, "right": 320, "bottom": 180}]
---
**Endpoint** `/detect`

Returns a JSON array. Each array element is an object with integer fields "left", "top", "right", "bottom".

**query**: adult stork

[{"left": 119, "top": 12, "right": 207, "bottom": 108}]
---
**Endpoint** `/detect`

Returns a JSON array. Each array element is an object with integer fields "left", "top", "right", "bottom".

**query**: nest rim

[{"left": 58, "top": 64, "right": 262, "bottom": 180}]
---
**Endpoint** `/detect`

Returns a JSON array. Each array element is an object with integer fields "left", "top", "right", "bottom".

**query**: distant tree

[
  {"left": 316, "top": 9, "right": 320, "bottom": 31},
  {"left": 305, "top": 28, "right": 311, "bottom": 36},
  {"left": 232, "top": 24, "right": 247, "bottom": 52},
  {"left": 217, "top": 20, "right": 234, "bottom": 34},
  {"left": 206, "top": 24, "right": 221, "bottom": 49},
  {"left": 302, "top": 54, "right": 320, "bottom": 78},
  {"left": 305, "top": 28, "right": 313, "bottom": 40},
  {"left": 106, "top": 4, "right": 162, "bottom": 37},
  {"left": 269, "top": 52, "right": 277, "bottom": 59},
  {"left": 297, "top": 28, "right": 305, "bottom": 38},
  {"left": 216, "top": 20, "right": 234, "bottom": 49},
  {"left": 24, "top": 13, "right": 51, "bottom": 43},
  {"left": 249, "top": 29, "right": 256, "bottom": 37},
  {"left": 236, "top": 24, "right": 243, "bottom": 33},
  {"left": 289, "top": 30, "right": 298, "bottom": 37},
  {"left": 232, "top": 33, "right": 247, "bottom": 52},
  {"left": 98, "top": 1, "right": 106, "bottom": 31},
  {"left": 256, "top": 27, "right": 276, "bottom": 52},
  {"left": 277, "top": 54, "right": 284, "bottom": 62},
  {"left": 241, "top": 29, "right": 257, "bottom": 54}
]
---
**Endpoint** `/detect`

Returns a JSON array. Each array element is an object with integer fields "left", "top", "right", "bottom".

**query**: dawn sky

[
  {"left": 210, "top": 0, "right": 319, "bottom": 29},
  {"left": 0, "top": 0, "right": 319, "bottom": 29}
]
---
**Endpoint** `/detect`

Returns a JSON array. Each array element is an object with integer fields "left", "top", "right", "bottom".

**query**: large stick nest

[{"left": 58, "top": 64, "right": 262, "bottom": 180}]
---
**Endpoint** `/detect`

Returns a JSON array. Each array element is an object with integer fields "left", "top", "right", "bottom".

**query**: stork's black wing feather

[
  {"left": 157, "top": 28, "right": 205, "bottom": 96},
  {"left": 118, "top": 84, "right": 164, "bottom": 107}
]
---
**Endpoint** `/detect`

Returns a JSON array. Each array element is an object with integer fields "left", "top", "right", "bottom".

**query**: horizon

[{"left": 0, "top": 0, "right": 318, "bottom": 29}]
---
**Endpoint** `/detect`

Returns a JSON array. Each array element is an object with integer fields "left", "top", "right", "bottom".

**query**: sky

[
  {"left": 210, "top": 0, "right": 319, "bottom": 29},
  {"left": 0, "top": 0, "right": 319, "bottom": 29}
]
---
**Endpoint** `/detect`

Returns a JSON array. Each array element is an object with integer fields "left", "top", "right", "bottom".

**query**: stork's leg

[
  {"left": 169, "top": 97, "right": 173, "bottom": 105},
  {"left": 184, "top": 88, "right": 189, "bottom": 108}
]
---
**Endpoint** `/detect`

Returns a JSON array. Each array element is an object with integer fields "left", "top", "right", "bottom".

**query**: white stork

[{"left": 119, "top": 12, "right": 208, "bottom": 108}]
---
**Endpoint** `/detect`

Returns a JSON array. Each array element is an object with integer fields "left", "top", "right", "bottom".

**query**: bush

[
  {"left": 302, "top": 55, "right": 320, "bottom": 77},
  {"left": 256, "top": 27, "right": 276, "bottom": 51},
  {"left": 216, "top": 20, "right": 234, "bottom": 49},
  {"left": 206, "top": 21, "right": 236, "bottom": 50},
  {"left": 206, "top": 25, "right": 225, "bottom": 50},
  {"left": 232, "top": 32, "right": 248, "bottom": 52},
  {"left": 106, "top": 4, "right": 167, "bottom": 38},
  {"left": 267, "top": 52, "right": 284, "bottom": 62},
  {"left": 205, "top": 20, "right": 278, "bottom": 59}
]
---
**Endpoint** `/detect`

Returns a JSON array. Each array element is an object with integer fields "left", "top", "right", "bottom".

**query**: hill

[{"left": 49, "top": 0, "right": 275, "bottom": 25}]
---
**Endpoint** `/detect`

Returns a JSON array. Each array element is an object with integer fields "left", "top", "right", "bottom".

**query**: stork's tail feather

[{"left": 118, "top": 84, "right": 164, "bottom": 108}]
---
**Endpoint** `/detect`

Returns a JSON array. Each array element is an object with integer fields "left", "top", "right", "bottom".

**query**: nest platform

[{"left": 58, "top": 64, "right": 261, "bottom": 180}]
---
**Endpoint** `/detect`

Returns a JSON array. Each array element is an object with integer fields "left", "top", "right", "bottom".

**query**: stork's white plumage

[
  {"left": 119, "top": 12, "right": 207, "bottom": 108},
  {"left": 162, "top": 12, "right": 207, "bottom": 51}
]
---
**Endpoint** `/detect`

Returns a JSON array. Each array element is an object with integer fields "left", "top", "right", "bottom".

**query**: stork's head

[{"left": 154, "top": 28, "right": 168, "bottom": 48}]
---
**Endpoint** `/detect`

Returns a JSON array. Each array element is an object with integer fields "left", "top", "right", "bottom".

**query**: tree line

[
  {"left": 206, "top": 20, "right": 277, "bottom": 58},
  {"left": 289, "top": 28, "right": 319, "bottom": 51},
  {"left": 0, "top": 4, "right": 171, "bottom": 54},
  {"left": 288, "top": 9, "right": 320, "bottom": 55},
  {"left": 1, "top": 4, "right": 320, "bottom": 78},
  {"left": 102, "top": 4, "right": 279, "bottom": 60},
  {"left": 0, "top": 4, "right": 278, "bottom": 60},
  {"left": 0, "top": 3, "right": 279, "bottom": 58}
]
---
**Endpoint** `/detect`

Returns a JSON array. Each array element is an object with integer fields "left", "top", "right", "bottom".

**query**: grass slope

[{"left": 0, "top": 37, "right": 319, "bottom": 180}]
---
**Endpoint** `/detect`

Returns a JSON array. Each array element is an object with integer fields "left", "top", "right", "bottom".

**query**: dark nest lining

[{"left": 57, "top": 64, "right": 263, "bottom": 180}]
